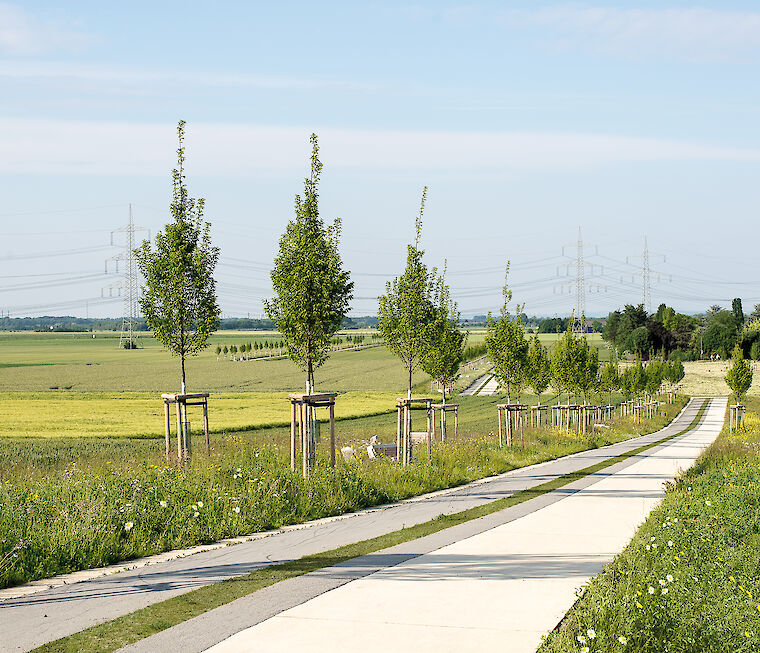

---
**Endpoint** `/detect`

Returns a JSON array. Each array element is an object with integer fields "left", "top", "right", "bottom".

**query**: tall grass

[{"left": 540, "top": 398, "right": 760, "bottom": 653}]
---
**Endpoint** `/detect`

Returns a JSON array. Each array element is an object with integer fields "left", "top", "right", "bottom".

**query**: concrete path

[
  {"left": 0, "top": 398, "right": 704, "bottom": 652},
  {"left": 460, "top": 373, "right": 491, "bottom": 395},
  {"left": 477, "top": 375, "right": 499, "bottom": 395},
  {"left": 201, "top": 398, "right": 725, "bottom": 653}
]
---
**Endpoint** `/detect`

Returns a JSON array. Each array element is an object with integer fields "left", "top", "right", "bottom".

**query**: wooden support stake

[
  {"left": 203, "top": 398, "right": 210, "bottom": 456},
  {"left": 329, "top": 402, "right": 336, "bottom": 468},
  {"left": 426, "top": 407, "right": 432, "bottom": 462},
  {"left": 290, "top": 401, "right": 297, "bottom": 472},
  {"left": 175, "top": 400, "right": 183, "bottom": 462},
  {"left": 301, "top": 402, "right": 308, "bottom": 478},
  {"left": 164, "top": 400, "right": 171, "bottom": 461},
  {"left": 498, "top": 408, "right": 503, "bottom": 448}
]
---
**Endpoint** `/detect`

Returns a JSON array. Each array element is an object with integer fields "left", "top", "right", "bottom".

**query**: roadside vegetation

[
  {"left": 540, "top": 398, "right": 760, "bottom": 653},
  {"left": 0, "top": 396, "right": 685, "bottom": 590}
]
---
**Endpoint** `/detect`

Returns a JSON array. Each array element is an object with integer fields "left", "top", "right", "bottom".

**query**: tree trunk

[
  {"left": 408, "top": 366, "right": 412, "bottom": 399},
  {"left": 181, "top": 354, "right": 186, "bottom": 394}
]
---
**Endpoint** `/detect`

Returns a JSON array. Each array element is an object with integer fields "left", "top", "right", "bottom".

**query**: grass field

[
  {"left": 0, "top": 332, "right": 427, "bottom": 393},
  {"left": 540, "top": 398, "right": 760, "bottom": 653},
  {"left": 679, "top": 360, "right": 760, "bottom": 398}
]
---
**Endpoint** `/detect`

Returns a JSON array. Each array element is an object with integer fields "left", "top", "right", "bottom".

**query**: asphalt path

[{"left": 0, "top": 398, "right": 704, "bottom": 653}]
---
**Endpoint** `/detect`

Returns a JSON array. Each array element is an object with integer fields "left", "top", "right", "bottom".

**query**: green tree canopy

[
  {"left": 598, "top": 357, "right": 620, "bottom": 404},
  {"left": 644, "top": 359, "right": 664, "bottom": 396},
  {"left": 485, "top": 264, "right": 528, "bottom": 402},
  {"left": 135, "top": 120, "right": 220, "bottom": 393},
  {"left": 421, "top": 266, "right": 467, "bottom": 403},
  {"left": 265, "top": 134, "right": 354, "bottom": 393},
  {"left": 726, "top": 345, "right": 753, "bottom": 404},
  {"left": 526, "top": 334, "right": 551, "bottom": 405},
  {"left": 378, "top": 188, "right": 438, "bottom": 397},
  {"left": 703, "top": 310, "right": 740, "bottom": 357}
]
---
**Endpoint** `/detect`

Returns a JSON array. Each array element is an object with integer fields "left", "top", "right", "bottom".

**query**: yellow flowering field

[{"left": 0, "top": 391, "right": 399, "bottom": 438}]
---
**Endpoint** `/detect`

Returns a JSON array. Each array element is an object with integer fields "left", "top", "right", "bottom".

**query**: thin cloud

[
  {"left": 0, "top": 3, "right": 91, "bottom": 56},
  {"left": 504, "top": 6, "right": 760, "bottom": 62},
  {"left": 0, "top": 60, "right": 376, "bottom": 91},
  {"left": 1, "top": 118, "right": 759, "bottom": 177}
]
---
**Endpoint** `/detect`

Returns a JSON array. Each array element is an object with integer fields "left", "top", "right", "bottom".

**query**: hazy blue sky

[{"left": 1, "top": 1, "right": 759, "bottom": 318}]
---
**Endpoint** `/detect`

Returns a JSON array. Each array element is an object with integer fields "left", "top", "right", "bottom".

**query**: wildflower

[
  {"left": 197, "top": 501, "right": 203, "bottom": 508},
  {"left": 646, "top": 545, "right": 651, "bottom": 551},
  {"left": 636, "top": 602, "right": 643, "bottom": 609},
  {"left": 586, "top": 629, "right": 596, "bottom": 640},
  {"left": 124, "top": 522, "right": 134, "bottom": 532},
  {"left": 705, "top": 500, "right": 711, "bottom": 506},
  {"left": 668, "top": 540, "right": 674, "bottom": 547},
  {"left": 577, "top": 635, "right": 586, "bottom": 644},
  {"left": 581, "top": 648, "right": 589, "bottom": 653},
  {"left": 659, "top": 579, "right": 666, "bottom": 586},
  {"left": 650, "top": 536, "right": 656, "bottom": 542},
  {"left": 618, "top": 636, "right": 628, "bottom": 644},
  {"left": 193, "top": 511, "right": 199, "bottom": 517},
  {"left": 159, "top": 500, "right": 167, "bottom": 508},
  {"left": 666, "top": 574, "right": 674, "bottom": 583},
  {"left": 648, "top": 586, "right": 655, "bottom": 594},
  {"left": 652, "top": 543, "right": 657, "bottom": 549},
  {"left": 674, "top": 517, "right": 678, "bottom": 522},
  {"left": 233, "top": 506, "right": 240, "bottom": 514}
]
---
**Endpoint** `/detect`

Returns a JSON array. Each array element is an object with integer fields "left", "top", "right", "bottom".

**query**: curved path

[{"left": 0, "top": 398, "right": 711, "bottom": 652}]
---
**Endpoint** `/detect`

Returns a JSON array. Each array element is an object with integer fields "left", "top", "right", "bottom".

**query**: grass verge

[
  {"left": 539, "top": 396, "right": 760, "bottom": 653},
  {"left": 31, "top": 399, "right": 707, "bottom": 653}
]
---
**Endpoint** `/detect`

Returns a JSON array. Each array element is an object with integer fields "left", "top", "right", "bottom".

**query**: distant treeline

[{"left": 0, "top": 315, "right": 380, "bottom": 332}]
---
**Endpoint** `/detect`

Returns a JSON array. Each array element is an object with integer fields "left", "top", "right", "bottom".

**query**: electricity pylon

[
  {"left": 626, "top": 236, "right": 666, "bottom": 315},
  {"left": 554, "top": 227, "right": 604, "bottom": 333},
  {"left": 104, "top": 205, "right": 149, "bottom": 349}
]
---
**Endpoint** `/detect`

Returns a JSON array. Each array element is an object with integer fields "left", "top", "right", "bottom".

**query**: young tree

[
  {"left": 726, "top": 345, "right": 753, "bottom": 404},
  {"left": 378, "top": 188, "right": 438, "bottom": 397},
  {"left": 223, "top": 345, "right": 229, "bottom": 359},
  {"left": 577, "top": 337, "right": 600, "bottom": 403},
  {"left": 135, "top": 120, "right": 220, "bottom": 393},
  {"left": 526, "top": 334, "right": 551, "bottom": 405},
  {"left": 644, "top": 359, "right": 664, "bottom": 397},
  {"left": 265, "top": 134, "right": 354, "bottom": 393},
  {"left": 551, "top": 324, "right": 577, "bottom": 405},
  {"left": 215, "top": 344, "right": 221, "bottom": 360},
  {"left": 631, "top": 357, "right": 647, "bottom": 397},
  {"left": 485, "top": 264, "right": 528, "bottom": 403},
  {"left": 421, "top": 267, "right": 467, "bottom": 404},
  {"left": 598, "top": 357, "right": 620, "bottom": 406},
  {"left": 666, "top": 358, "right": 685, "bottom": 386}
]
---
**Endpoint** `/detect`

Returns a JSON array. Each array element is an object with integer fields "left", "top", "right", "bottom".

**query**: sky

[{"left": 1, "top": 1, "right": 759, "bottom": 319}]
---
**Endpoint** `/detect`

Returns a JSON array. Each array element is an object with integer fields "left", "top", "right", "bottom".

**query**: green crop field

[{"left": 0, "top": 331, "right": 423, "bottom": 393}]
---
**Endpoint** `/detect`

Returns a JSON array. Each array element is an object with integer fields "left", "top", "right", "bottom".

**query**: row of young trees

[
  {"left": 136, "top": 122, "right": 467, "bottom": 397},
  {"left": 486, "top": 287, "right": 686, "bottom": 406}
]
